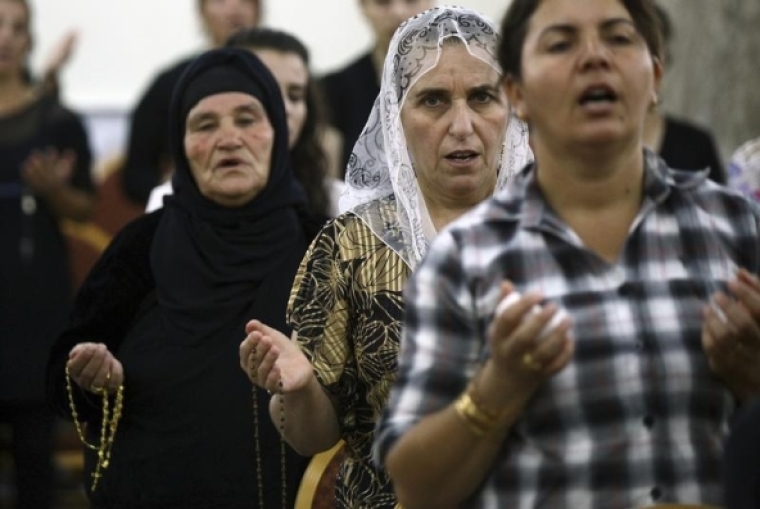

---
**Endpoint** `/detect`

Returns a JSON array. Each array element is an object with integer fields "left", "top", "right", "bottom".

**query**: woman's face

[
  {"left": 253, "top": 49, "right": 308, "bottom": 150},
  {"left": 184, "top": 91, "right": 274, "bottom": 207},
  {"left": 201, "top": 0, "right": 258, "bottom": 47},
  {"left": 505, "top": 0, "right": 661, "bottom": 154},
  {"left": 400, "top": 43, "right": 508, "bottom": 208},
  {"left": 0, "top": 0, "right": 29, "bottom": 77}
]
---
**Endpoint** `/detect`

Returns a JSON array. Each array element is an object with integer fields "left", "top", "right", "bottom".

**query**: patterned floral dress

[{"left": 288, "top": 196, "right": 410, "bottom": 509}]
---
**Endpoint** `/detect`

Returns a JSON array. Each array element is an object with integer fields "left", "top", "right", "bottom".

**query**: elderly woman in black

[{"left": 46, "top": 48, "right": 310, "bottom": 508}]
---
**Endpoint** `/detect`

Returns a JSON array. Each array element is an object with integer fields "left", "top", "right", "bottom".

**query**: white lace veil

[{"left": 339, "top": 5, "right": 533, "bottom": 269}]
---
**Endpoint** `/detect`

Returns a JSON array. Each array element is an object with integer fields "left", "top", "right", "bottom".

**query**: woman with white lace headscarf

[{"left": 239, "top": 6, "right": 531, "bottom": 508}]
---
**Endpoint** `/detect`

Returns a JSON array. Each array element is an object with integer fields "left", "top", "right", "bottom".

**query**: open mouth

[
  {"left": 579, "top": 85, "right": 618, "bottom": 106},
  {"left": 445, "top": 150, "right": 479, "bottom": 163},
  {"left": 216, "top": 157, "right": 245, "bottom": 169}
]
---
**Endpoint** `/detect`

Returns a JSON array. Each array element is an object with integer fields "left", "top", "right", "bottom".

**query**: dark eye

[
  {"left": 609, "top": 33, "right": 633, "bottom": 45},
  {"left": 236, "top": 115, "right": 258, "bottom": 127},
  {"left": 422, "top": 95, "right": 444, "bottom": 107},
  {"left": 547, "top": 40, "right": 571, "bottom": 53},
  {"left": 471, "top": 90, "right": 494, "bottom": 104}
]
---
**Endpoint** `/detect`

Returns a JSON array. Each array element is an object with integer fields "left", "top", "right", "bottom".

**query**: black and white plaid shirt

[{"left": 375, "top": 153, "right": 760, "bottom": 508}]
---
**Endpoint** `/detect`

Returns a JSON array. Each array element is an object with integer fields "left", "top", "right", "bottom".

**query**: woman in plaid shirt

[{"left": 376, "top": 0, "right": 760, "bottom": 508}]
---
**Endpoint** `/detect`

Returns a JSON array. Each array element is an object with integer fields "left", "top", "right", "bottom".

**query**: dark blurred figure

[
  {"left": 725, "top": 400, "right": 760, "bottom": 509},
  {"left": 320, "top": 0, "right": 434, "bottom": 177},
  {"left": 0, "top": 1, "right": 94, "bottom": 507},
  {"left": 644, "top": 2, "right": 725, "bottom": 183},
  {"left": 122, "top": 0, "right": 261, "bottom": 204}
]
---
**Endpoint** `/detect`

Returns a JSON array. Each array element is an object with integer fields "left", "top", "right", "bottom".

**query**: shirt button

[
  {"left": 651, "top": 486, "right": 662, "bottom": 500},
  {"left": 643, "top": 415, "right": 655, "bottom": 428}
]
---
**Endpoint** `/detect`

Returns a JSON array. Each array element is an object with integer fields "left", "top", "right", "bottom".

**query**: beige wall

[{"left": 658, "top": 0, "right": 760, "bottom": 161}]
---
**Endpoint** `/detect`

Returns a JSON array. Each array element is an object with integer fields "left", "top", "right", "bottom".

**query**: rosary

[
  {"left": 249, "top": 346, "right": 288, "bottom": 509},
  {"left": 64, "top": 365, "right": 124, "bottom": 491}
]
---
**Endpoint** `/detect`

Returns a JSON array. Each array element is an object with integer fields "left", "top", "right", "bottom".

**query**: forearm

[
  {"left": 270, "top": 375, "right": 341, "bottom": 456},
  {"left": 43, "top": 185, "right": 94, "bottom": 221},
  {"left": 387, "top": 363, "right": 536, "bottom": 508}
]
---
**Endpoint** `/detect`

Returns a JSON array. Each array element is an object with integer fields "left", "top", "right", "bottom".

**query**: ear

[
  {"left": 650, "top": 56, "right": 663, "bottom": 106},
  {"left": 503, "top": 74, "right": 528, "bottom": 122}
]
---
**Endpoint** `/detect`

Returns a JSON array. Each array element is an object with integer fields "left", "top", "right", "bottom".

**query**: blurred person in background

[
  {"left": 0, "top": 0, "right": 94, "bottom": 507},
  {"left": 727, "top": 136, "right": 760, "bottom": 203},
  {"left": 320, "top": 0, "right": 435, "bottom": 178},
  {"left": 122, "top": 0, "right": 261, "bottom": 205},
  {"left": 643, "top": 1, "right": 725, "bottom": 183}
]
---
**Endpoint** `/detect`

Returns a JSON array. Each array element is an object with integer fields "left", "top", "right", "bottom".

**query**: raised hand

[{"left": 239, "top": 320, "right": 315, "bottom": 395}]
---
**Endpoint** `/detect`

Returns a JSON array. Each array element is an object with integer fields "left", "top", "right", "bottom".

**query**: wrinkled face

[
  {"left": 201, "top": 0, "right": 258, "bottom": 46},
  {"left": 253, "top": 49, "right": 308, "bottom": 149},
  {"left": 184, "top": 92, "right": 274, "bottom": 207},
  {"left": 400, "top": 43, "right": 508, "bottom": 208},
  {"left": 360, "top": 0, "right": 435, "bottom": 50},
  {"left": 505, "top": 0, "right": 661, "bottom": 153},
  {"left": 0, "top": 0, "right": 29, "bottom": 76}
]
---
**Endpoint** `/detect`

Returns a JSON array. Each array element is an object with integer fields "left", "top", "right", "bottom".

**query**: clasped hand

[{"left": 67, "top": 343, "right": 124, "bottom": 395}]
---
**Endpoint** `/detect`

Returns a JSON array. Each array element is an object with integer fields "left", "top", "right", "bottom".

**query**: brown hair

[{"left": 498, "top": 0, "right": 663, "bottom": 80}]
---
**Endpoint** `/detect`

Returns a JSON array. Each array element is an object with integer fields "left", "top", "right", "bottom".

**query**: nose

[
  {"left": 448, "top": 101, "right": 475, "bottom": 140},
  {"left": 217, "top": 123, "right": 243, "bottom": 149},
  {"left": 579, "top": 35, "right": 611, "bottom": 70}
]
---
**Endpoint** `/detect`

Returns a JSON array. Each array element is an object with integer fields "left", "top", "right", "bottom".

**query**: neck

[
  {"left": 533, "top": 138, "right": 645, "bottom": 214},
  {"left": 643, "top": 108, "right": 665, "bottom": 153},
  {"left": 0, "top": 74, "right": 34, "bottom": 114},
  {"left": 423, "top": 192, "right": 488, "bottom": 233}
]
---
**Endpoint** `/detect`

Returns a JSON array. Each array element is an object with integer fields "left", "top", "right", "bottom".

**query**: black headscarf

[{"left": 150, "top": 48, "right": 307, "bottom": 344}]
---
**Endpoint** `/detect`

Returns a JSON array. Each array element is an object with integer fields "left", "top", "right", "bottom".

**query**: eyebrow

[
  {"left": 411, "top": 82, "right": 500, "bottom": 98},
  {"left": 538, "top": 17, "right": 636, "bottom": 39},
  {"left": 187, "top": 102, "right": 263, "bottom": 123}
]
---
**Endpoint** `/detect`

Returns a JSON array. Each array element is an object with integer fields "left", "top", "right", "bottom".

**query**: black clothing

[
  {"left": 660, "top": 116, "right": 725, "bottom": 184},
  {"left": 46, "top": 50, "right": 311, "bottom": 508},
  {"left": 320, "top": 52, "right": 379, "bottom": 176},
  {"left": 122, "top": 56, "right": 194, "bottom": 204},
  {"left": 0, "top": 95, "right": 93, "bottom": 403},
  {"left": 47, "top": 209, "right": 311, "bottom": 508},
  {"left": 724, "top": 400, "right": 760, "bottom": 509}
]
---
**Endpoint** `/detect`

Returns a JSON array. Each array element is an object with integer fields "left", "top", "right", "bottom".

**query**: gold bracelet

[{"left": 454, "top": 391, "right": 500, "bottom": 437}]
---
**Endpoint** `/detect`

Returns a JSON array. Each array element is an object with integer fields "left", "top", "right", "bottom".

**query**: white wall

[{"left": 29, "top": 0, "right": 510, "bottom": 111}]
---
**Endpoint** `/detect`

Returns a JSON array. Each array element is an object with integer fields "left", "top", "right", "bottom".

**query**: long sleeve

[{"left": 45, "top": 212, "right": 161, "bottom": 422}]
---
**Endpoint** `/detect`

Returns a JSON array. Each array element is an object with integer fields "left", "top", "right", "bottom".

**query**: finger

[
  {"left": 491, "top": 291, "right": 543, "bottom": 340},
  {"left": 531, "top": 317, "right": 573, "bottom": 367},
  {"left": 77, "top": 345, "right": 109, "bottom": 391},
  {"left": 261, "top": 347, "right": 281, "bottom": 393},
  {"left": 728, "top": 278, "right": 760, "bottom": 321},
  {"left": 245, "top": 319, "right": 263, "bottom": 335},
  {"left": 544, "top": 334, "right": 575, "bottom": 376},
  {"left": 239, "top": 334, "right": 259, "bottom": 371},
  {"left": 107, "top": 359, "right": 125, "bottom": 391},
  {"left": 737, "top": 269, "right": 760, "bottom": 292}
]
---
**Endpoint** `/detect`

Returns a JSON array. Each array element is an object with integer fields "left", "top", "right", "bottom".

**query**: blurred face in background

[
  {"left": 0, "top": 0, "right": 30, "bottom": 78},
  {"left": 360, "top": 0, "right": 435, "bottom": 52},
  {"left": 253, "top": 49, "right": 308, "bottom": 149},
  {"left": 201, "top": 0, "right": 259, "bottom": 47}
]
